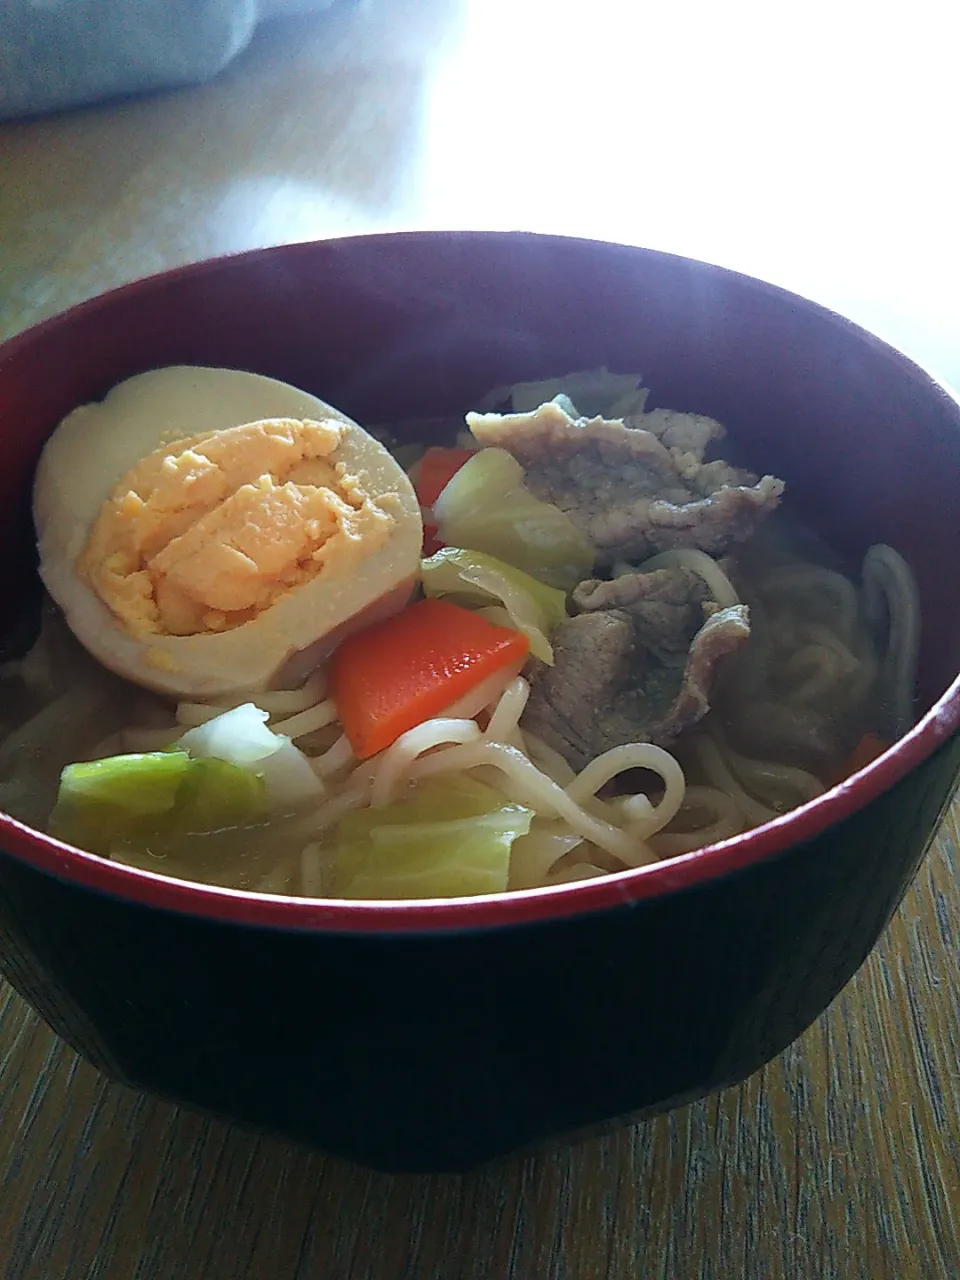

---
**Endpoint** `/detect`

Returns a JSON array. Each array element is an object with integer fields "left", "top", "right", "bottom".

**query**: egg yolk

[{"left": 77, "top": 418, "right": 394, "bottom": 637}]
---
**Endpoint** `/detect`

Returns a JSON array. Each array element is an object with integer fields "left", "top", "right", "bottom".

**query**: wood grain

[{"left": 1, "top": 2, "right": 959, "bottom": 1276}]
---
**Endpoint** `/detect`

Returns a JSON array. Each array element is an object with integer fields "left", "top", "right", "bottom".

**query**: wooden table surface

[{"left": 1, "top": 3, "right": 959, "bottom": 1276}]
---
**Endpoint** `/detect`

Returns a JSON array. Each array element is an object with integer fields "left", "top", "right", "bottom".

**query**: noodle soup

[{"left": 0, "top": 368, "right": 919, "bottom": 900}]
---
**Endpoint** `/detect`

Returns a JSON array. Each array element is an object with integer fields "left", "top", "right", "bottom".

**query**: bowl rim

[{"left": 2, "top": 229, "right": 959, "bottom": 934}]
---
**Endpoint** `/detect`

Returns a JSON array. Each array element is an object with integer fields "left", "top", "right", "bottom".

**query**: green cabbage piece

[
  {"left": 432, "top": 448, "right": 595, "bottom": 591},
  {"left": 334, "top": 777, "right": 533, "bottom": 899},
  {"left": 420, "top": 547, "right": 567, "bottom": 664},
  {"left": 58, "top": 751, "right": 192, "bottom": 815},
  {"left": 174, "top": 757, "right": 266, "bottom": 830},
  {"left": 49, "top": 751, "right": 266, "bottom": 857},
  {"left": 476, "top": 369, "right": 647, "bottom": 417}
]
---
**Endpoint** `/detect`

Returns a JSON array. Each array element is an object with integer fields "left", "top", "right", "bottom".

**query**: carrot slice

[
  {"left": 415, "top": 448, "right": 476, "bottom": 508},
  {"left": 829, "top": 733, "right": 889, "bottom": 786},
  {"left": 329, "top": 597, "right": 529, "bottom": 759}
]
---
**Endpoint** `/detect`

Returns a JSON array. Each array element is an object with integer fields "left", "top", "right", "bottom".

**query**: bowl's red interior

[{"left": 1, "top": 232, "right": 959, "bottom": 931}]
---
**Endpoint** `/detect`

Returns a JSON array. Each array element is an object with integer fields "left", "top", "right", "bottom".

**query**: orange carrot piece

[
  {"left": 415, "top": 447, "right": 475, "bottom": 508},
  {"left": 329, "top": 597, "right": 529, "bottom": 760},
  {"left": 829, "top": 733, "right": 889, "bottom": 786}
]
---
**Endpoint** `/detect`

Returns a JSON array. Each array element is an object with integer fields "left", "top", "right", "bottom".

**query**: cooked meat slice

[
  {"left": 572, "top": 567, "right": 712, "bottom": 664},
  {"left": 626, "top": 407, "right": 725, "bottom": 459},
  {"left": 466, "top": 401, "right": 784, "bottom": 566},
  {"left": 521, "top": 566, "right": 751, "bottom": 770}
]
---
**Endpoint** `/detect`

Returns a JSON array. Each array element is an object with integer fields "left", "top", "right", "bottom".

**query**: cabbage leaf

[
  {"left": 432, "top": 448, "right": 594, "bottom": 590},
  {"left": 177, "top": 702, "right": 323, "bottom": 808},
  {"left": 50, "top": 751, "right": 265, "bottom": 856},
  {"left": 49, "top": 701, "right": 325, "bottom": 857},
  {"left": 420, "top": 547, "right": 567, "bottom": 664},
  {"left": 334, "top": 776, "right": 533, "bottom": 899}
]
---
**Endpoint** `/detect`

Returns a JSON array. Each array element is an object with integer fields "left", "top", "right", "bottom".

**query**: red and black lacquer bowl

[{"left": 1, "top": 233, "right": 959, "bottom": 1173}]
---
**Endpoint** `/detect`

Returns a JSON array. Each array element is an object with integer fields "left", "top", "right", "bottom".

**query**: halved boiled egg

[{"left": 34, "top": 366, "right": 422, "bottom": 699}]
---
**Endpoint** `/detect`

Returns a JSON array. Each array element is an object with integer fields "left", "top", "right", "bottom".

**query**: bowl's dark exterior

[{"left": 1, "top": 232, "right": 959, "bottom": 1172}]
